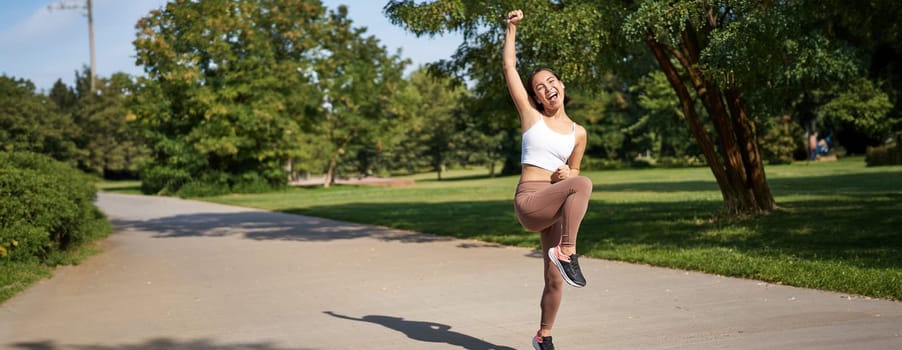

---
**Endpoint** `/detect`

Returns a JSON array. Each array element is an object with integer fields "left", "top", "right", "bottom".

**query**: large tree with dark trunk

[{"left": 385, "top": 0, "right": 878, "bottom": 215}]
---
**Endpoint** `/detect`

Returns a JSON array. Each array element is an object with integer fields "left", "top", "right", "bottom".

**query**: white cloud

[{"left": 0, "top": 3, "right": 82, "bottom": 48}]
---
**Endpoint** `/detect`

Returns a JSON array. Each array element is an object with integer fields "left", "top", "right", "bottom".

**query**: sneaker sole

[{"left": 548, "top": 247, "right": 584, "bottom": 288}]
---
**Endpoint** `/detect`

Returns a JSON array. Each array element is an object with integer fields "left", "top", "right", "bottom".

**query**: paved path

[{"left": 1, "top": 193, "right": 900, "bottom": 350}]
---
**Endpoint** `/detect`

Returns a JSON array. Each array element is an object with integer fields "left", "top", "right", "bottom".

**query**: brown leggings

[{"left": 514, "top": 176, "right": 592, "bottom": 330}]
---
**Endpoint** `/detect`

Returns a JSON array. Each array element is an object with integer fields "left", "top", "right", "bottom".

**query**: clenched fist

[
  {"left": 507, "top": 9, "right": 523, "bottom": 27},
  {"left": 551, "top": 165, "right": 571, "bottom": 183}
]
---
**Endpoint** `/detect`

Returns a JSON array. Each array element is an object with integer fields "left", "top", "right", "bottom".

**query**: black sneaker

[
  {"left": 549, "top": 246, "right": 587, "bottom": 287},
  {"left": 532, "top": 335, "right": 555, "bottom": 350}
]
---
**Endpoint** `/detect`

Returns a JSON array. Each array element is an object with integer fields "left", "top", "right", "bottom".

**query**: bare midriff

[{"left": 520, "top": 164, "right": 554, "bottom": 183}]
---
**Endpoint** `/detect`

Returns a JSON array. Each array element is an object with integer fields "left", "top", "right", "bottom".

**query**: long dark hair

[{"left": 526, "top": 67, "right": 571, "bottom": 113}]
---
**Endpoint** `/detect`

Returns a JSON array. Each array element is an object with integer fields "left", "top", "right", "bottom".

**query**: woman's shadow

[{"left": 323, "top": 311, "right": 516, "bottom": 350}]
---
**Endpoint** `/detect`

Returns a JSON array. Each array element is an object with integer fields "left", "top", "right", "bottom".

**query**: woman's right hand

[
  {"left": 507, "top": 10, "right": 523, "bottom": 27},
  {"left": 551, "top": 165, "right": 571, "bottom": 183}
]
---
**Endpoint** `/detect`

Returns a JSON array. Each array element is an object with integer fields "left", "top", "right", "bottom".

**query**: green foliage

[
  {"left": 131, "top": 1, "right": 418, "bottom": 190},
  {"left": 630, "top": 71, "right": 699, "bottom": 159},
  {"left": 819, "top": 78, "right": 894, "bottom": 139},
  {"left": 387, "top": 1, "right": 897, "bottom": 143},
  {"left": 581, "top": 156, "right": 629, "bottom": 170},
  {"left": 305, "top": 5, "right": 411, "bottom": 185},
  {"left": 2, "top": 71, "right": 149, "bottom": 179},
  {"left": 866, "top": 137, "right": 902, "bottom": 166},
  {"left": 139, "top": 165, "right": 191, "bottom": 195},
  {"left": 382, "top": 69, "right": 472, "bottom": 178},
  {"left": 0, "top": 152, "right": 111, "bottom": 262},
  {"left": 0, "top": 76, "right": 78, "bottom": 163},
  {"left": 48, "top": 78, "right": 77, "bottom": 112},
  {"left": 819, "top": 0, "right": 902, "bottom": 148},
  {"left": 67, "top": 70, "right": 151, "bottom": 177},
  {"left": 386, "top": 0, "right": 902, "bottom": 213},
  {"left": 132, "top": 0, "right": 324, "bottom": 193},
  {"left": 385, "top": 0, "right": 648, "bottom": 174},
  {"left": 760, "top": 114, "right": 806, "bottom": 164},
  {"left": 232, "top": 171, "right": 283, "bottom": 194},
  {"left": 177, "top": 180, "right": 232, "bottom": 198}
]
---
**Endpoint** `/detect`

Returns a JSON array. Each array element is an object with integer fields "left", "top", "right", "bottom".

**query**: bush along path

[{"left": 0, "top": 151, "right": 112, "bottom": 303}]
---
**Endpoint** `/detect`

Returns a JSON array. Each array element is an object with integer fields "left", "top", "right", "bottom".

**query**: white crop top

[{"left": 521, "top": 118, "right": 576, "bottom": 172}]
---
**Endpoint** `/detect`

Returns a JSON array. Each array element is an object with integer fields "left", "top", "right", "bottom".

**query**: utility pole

[
  {"left": 49, "top": 0, "right": 96, "bottom": 93},
  {"left": 87, "top": 0, "right": 95, "bottom": 93}
]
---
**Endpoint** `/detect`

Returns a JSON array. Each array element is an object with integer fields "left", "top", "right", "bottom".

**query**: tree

[
  {"left": 306, "top": 5, "right": 409, "bottom": 187},
  {"left": 818, "top": 78, "right": 894, "bottom": 152},
  {"left": 48, "top": 79, "right": 77, "bottom": 113},
  {"left": 629, "top": 71, "right": 699, "bottom": 161},
  {"left": 132, "top": 0, "right": 325, "bottom": 194},
  {"left": 384, "top": 68, "right": 470, "bottom": 179},
  {"left": 809, "top": 0, "right": 901, "bottom": 152},
  {"left": 67, "top": 70, "right": 150, "bottom": 177},
  {"left": 0, "top": 76, "right": 78, "bottom": 162},
  {"left": 385, "top": 0, "right": 877, "bottom": 215}
]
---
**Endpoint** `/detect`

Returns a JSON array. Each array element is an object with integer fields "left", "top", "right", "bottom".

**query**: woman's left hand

[{"left": 551, "top": 165, "right": 570, "bottom": 183}]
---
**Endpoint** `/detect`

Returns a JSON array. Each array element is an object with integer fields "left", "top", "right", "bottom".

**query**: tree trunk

[
  {"left": 436, "top": 161, "right": 445, "bottom": 180},
  {"left": 501, "top": 131, "right": 521, "bottom": 176},
  {"left": 645, "top": 31, "right": 776, "bottom": 215},
  {"left": 324, "top": 157, "right": 337, "bottom": 188},
  {"left": 645, "top": 34, "right": 735, "bottom": 204},
  {"left": 724, "top": 86, "right": 776, "bottom": 211}
]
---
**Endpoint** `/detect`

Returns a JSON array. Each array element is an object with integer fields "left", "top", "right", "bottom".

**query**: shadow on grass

[
  {"left": 282, "top": 194, "right": 900, "bottom": 269},
  {"left": 596, "top": 170, "right": 902, "bottom": 194},
  {"left": 416, "top": 173, "right": 500, "bottom": 182},
  {"left": 279, "top": 191, "right": 900, "bottom": 298},
  {"left": 593, "top": 196, "right": 901, "bottom": 267},
  {"left": 598, "top": 180, "right": 719, "bottom": 193},
  {"left": 9, "top": 338, "right": 307, "bottom": 350},
  {"left": 323, "top": 311, "right": 515, "bottom": 350}
]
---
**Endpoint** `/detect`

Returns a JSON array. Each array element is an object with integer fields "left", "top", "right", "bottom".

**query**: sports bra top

[{"left": 521, "top": 117, "right": 576, "bottom": 172}]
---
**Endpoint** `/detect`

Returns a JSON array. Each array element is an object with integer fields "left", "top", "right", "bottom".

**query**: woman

[{"left": 504, "top": 9, "right": 593, "bottom": 350}]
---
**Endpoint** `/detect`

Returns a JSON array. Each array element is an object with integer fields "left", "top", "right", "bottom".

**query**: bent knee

[{"left": 573, "top": 176, "right": 593, "bottom": 192}]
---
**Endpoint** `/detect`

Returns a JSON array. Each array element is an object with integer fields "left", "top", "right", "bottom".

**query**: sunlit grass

[{"left": 95, "top": 180, "right": 142, "bottom": 194}]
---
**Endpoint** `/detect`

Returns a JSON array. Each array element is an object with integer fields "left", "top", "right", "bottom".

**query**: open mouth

[{"left": 546, "top": 90, "right": 559, "bottom": 102}]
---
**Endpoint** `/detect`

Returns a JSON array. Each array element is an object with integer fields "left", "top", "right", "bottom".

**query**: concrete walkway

[{"left": 1, "top": 193, "right": 899, "bottom": 350}]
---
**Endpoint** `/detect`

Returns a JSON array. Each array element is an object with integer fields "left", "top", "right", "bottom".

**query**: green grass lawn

[
  {"left": 206, "top": 157, "right": 902, "bottom": 300},
  {"left": 95, "top": 180, "right": 143, "bottom": 194}
]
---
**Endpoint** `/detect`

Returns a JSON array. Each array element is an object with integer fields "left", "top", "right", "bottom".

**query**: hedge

[
  {"left": 865, "top": 136, "right": 902, "bottom": 166},
  {"left": 0, "top": 151, "right": 111, "bottom": 262}
]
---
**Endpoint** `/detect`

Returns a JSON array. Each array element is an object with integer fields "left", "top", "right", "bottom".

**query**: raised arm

[{"left": 503, "top": 10, "right": 536, "bottom": 130}]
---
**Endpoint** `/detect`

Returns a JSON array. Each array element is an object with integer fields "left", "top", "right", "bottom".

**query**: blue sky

[{"left": 0, "top": 0, "right": 462, "bottom": 92}]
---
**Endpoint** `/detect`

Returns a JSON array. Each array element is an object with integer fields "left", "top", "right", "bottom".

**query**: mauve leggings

[
  {"left": 514, "top": 176, "right": 592, "bottom": 330},
  {"left": 514, "top": 176, "right": 592, "bottom": 247}
]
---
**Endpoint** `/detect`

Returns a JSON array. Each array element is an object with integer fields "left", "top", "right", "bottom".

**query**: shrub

[
  {"left": 140, "top": 165, "right": 192, "bottom": 195},
  {"left": 865, "top": 136, "right": 902, "bottom": 166},
  {"left": 176, "top": 180, "right": 230, "bottom": 197},
  {"left": 655, "top": 156, "right": 706, "bottom": 168},
  {"left": 0, "top": 151, "right": 110, "bottom": 262},
  {"left": 760, "top": 115, "right": 804, "bottom": 164},
  {"left": 231, "top": 172, "right": 279, "bottom": 194},
  {"left": 141, "top": 164, "right": 287, "bottom": 197},
  {"left": 177, "top": 171, "right": 284, "bottom": 197},
  {"left": 582, "top": 157, "right": 629, "bottom": 170}
]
